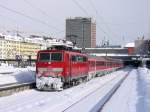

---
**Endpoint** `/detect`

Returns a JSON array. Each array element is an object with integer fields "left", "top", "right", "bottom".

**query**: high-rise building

[{"left": 66, "top": 17, "right": 96, "bottom": 48}]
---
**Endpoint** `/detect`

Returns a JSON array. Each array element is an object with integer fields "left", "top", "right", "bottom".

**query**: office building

[{"left": 66, "top": 17, "right": 96, "bottom": 48}]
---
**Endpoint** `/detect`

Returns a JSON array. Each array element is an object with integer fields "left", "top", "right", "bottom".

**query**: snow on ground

[
  {"left": 0, "top": 65, "right": 35, "bottom": 85},
  {"left": 102, "top": 67, "right": 150, "bottom": 112},
  {"left": 0, "top": 64, "right": 17, "bottom": 74},
  {"left": 0, "top": 68, "right": 129, "bottom": 112},
  {"left": 136, "top": 67, "right": 150, "bottom": 112}
]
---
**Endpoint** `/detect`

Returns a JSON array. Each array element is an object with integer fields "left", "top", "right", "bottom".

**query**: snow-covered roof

[
  {"left": 46, "top": 39, "right": 74, "bottom": 48},
  {"left": 125, "top": 42, "right": 135, "bottom": 47},
  {"left": 5, "top": 35, "right": 23, "bottom": 41},
  {"left": 0, "top": 32, "right": 74, "bottom": 47}
]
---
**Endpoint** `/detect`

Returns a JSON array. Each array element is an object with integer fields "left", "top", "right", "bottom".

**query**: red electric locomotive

[{"left": 36, "top": 46, "right": 123, "bottom": 90}]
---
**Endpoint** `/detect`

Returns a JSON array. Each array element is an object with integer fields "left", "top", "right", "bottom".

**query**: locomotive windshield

[
  {"left": 39, "top": 52, "right": 62, "bottom": 62},
  {"left": 51, "top": 53, "right": 62, "bottom": 61},
  {"left": 39, "top": 53, "right": 50, "bottom": 61}
]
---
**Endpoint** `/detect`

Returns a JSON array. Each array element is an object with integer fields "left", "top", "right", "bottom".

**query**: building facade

[
  {"left": 0, "top": 33, "right": 74, "bottom": 60},
  {"left": 0, "top": 36, "right": 6, "bottom": 59},
  {"left": 0, "top": 34, "right": 42, "bottom": 60},
  {"left": 66, "top": 17, "right": 96, "bottom": 48},
  {"left": 135, "top": 39, "right": 150, "bottom": 55},
  {"left": 125, "top": 43, "right": 135, "bottom": 55}
]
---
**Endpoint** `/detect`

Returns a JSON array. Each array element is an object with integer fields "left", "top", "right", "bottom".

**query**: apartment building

[
  {"left": 0, "top": 34, "right": 42, "bottom": 60},
  {"left": 0, "top": 33, "right": 73, "bottom": 60},
  {"left": 0, "top": 36, "right": 6, "bottom": 59}
]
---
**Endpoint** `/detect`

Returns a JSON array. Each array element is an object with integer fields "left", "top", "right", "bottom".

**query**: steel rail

[
  {"left": 62, "top": 71, "right": 130, "bottom": 112},
  {"left": 97, "top": 71, "right": 130, "bottom": 112}
]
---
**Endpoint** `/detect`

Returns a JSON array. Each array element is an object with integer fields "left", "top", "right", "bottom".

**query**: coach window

[
  {"left": 71, "top": 55, "right": 77, "bottom": 62},
  {"left": 77, "top": 56, "right": 84, "bottom": 62},
  {"left": 83, "top": 57, "right": 87, "bottom": 62}
]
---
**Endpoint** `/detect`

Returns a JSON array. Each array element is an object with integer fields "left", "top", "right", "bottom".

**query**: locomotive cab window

[
  {"left": 51, "top": 53, "right": 62, "bottom": 61},
  {"left": 71, "top": 55, "right": 77, "bottom": 62},
  {"left": 39, "top": 52, "right": 62, "bottom": 62},
  {"left": 39, "top": 53, "right": 50, "bottom": 61}
]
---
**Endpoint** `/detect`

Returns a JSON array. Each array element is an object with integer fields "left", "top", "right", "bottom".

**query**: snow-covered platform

[
  {"left": 102, "top": 67, "right": 150, "bottom": 112},
  {"left": 0, "top": 65, "right": 35, "bottom": 85},
  {"left": 0, "top": 68, "right": 129, "bottom": 112}
]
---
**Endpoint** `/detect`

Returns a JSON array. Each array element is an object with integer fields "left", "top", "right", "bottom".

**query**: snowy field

[
  {"left": 102, "top": 67, "right": 150, "bottom": 112},
  {"left": 0, "top": 68, "right": 129, "bottom": 112},
  {"left": 0, "top": 64, "right": 35, "bottom": 85}
]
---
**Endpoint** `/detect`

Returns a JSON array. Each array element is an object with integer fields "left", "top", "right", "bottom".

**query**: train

[{"left": 36, "top": 46, "right": 123, "bottom": 90}]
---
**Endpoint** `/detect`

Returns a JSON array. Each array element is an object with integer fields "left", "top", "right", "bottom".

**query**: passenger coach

[{"left": 36, "top": 46, "right": 123, "bottom": 90}]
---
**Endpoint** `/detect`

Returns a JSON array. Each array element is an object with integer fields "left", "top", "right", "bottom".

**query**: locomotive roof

[
  {"left": 38, "top": 49, "right": 87, "bottom": 56},
  {"left": 38, "top": 49, "right": 122, "bottom": 62}
]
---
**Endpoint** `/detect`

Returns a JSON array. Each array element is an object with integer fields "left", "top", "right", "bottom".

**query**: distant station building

[
  {"left": 124, "top": 42, "right": 135, "bottom": 55},
  {"left": 78, "top": 44, "right": 137, "bottom": 66},
  {"left": 79, "top": 47, "right": 128, "bottom": 57},
  {"left": 66, "top": 17, "right": 96, "bottom": 48},
  {"left": 134, "top": 38, "right": 150, "bottom": 67},
  {"left": 135, "top": 39, "right": 150, "bottom": 55}
]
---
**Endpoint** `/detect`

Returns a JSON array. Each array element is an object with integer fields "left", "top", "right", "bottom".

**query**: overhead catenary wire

[
  {"left": 23, "top": 0, "right": 64, "bottom": 26},
  {"left": 22, "top": 0, "right": 65, "bottom": 37},
  {"left": 88, "top": 0, "right": 121, "bottom": 39},
  {"left": 88, "top": 0, "right": 112, "bottom": 38},
  {"left": 0, "top": 3, "right": 63, "bottom": 33},
  {"left": 88, "top": 0, "right": 110, "bottom": 30},
  {"left": 71, "top": 0, "right": 111, "bottom": 39},
  {"left": 23, "top": 0, "right": 49, "bottom": 17},
  {"left": 71, "top": 0, "right": 89, "bottom": 17},
  {"left": 97, "top": 25, "right": 110, "bottom": 39},
  {"left": 0, "top": 14, "right": 41, "bottom": 35}
]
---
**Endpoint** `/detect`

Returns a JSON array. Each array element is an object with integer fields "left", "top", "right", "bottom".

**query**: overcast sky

[{"left": 0, "top": 0, "right": 150, "bottom": 45}]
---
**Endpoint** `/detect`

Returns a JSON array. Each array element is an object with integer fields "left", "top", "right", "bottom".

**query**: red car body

[{"left": 36, "top": 49, "right": 123, "bottom": 90}]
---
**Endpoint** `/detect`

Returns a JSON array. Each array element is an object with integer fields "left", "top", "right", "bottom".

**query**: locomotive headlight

[
  {"left": 37, "top": 73, "right": 42, "bottom": 77},
  {"left": 52, "top": 68, "right": 63, "bottom": 72}
]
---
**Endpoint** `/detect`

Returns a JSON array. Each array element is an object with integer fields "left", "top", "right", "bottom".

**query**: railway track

[
  {"left": 97, "top": 72, "right": 129, "bottom": 112},
  {"left": 0, "top": 82, "right": 35, "bottom": 97},
  {"left": 0, "top": 69, "right": 130, "bottom": 112},
  {"left": 61, "top": 71, "right": 130, "bottom": 112},
  {"left": 0, "top": 71, "right": 117, "bottom": 97},
  {"left": 0, "top": 72, "right": 14, "bottom": 75}
]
